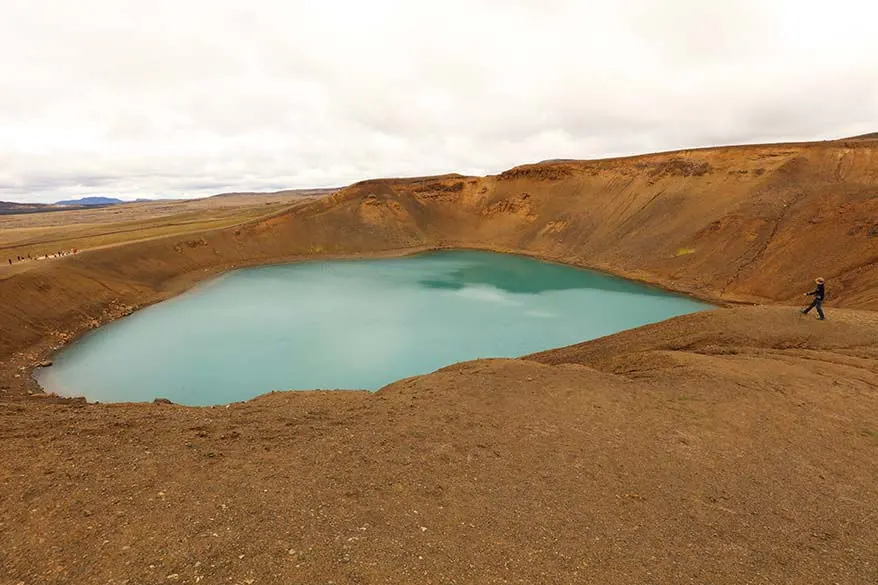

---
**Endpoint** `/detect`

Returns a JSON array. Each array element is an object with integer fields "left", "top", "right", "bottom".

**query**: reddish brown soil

[{"left": 1, "top": 140, "right": 877, "bottom": 584}]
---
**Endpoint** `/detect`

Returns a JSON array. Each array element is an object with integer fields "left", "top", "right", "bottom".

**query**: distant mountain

[{"left": 56, "top": 196, "right": 125, "bottom": 206}]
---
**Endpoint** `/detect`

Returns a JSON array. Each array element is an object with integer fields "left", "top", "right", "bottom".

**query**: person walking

[{"left": 802, "top": 277, "right": 826, "bottom": 320}]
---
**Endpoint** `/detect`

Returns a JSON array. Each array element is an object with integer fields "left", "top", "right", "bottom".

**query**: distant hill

[
  {"left": 206, "top": 188, "right": 339, "bottom": 199},
  {"left": 0, "top": 201, "right": 57, "bottom": 215},
  {"left": 538, "top": 158, "right": 579, "bottom": 164},
  {"left": 56, "top": 196, "right": 125, "bottom": 206},
  {"left": 0, "top": 199, "right": 129, "bottom": 215},
  {"left": 845, "top": 132, "right": 878, "bottom": 140},
  {"left": 0, "top": 189, "right": 326, "bottom": 216}
]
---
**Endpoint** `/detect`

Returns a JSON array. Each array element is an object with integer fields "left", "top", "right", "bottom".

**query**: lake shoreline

[
  {"left": 14, "top": 243, "right": 738, "bottom": 404},
  {"left": 34, "top": 249, "right": 714, "bottom": 405}
]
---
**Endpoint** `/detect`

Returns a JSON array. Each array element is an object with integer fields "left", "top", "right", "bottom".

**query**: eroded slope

[{"left": 2, "top": 140, "right": 876, "bottom": 373}]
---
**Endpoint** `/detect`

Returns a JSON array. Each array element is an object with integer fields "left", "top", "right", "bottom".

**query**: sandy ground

[{"left": 2, "top": 307, "right": 876, "bottom": 584}]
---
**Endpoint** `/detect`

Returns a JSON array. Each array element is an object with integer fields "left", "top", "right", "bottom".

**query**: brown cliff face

[
  {"left": 303, "top": 141, "right": 878, "bottom": 306},
  {"left": 2, "top": 140, "right": 877, "bottom": 368}
]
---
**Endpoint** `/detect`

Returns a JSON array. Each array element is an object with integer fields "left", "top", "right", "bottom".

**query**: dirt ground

[
  {"left": 3, "top": 307, "right": 876, "bottom": 584},
  {"left": 0, "top": 192, "right": 325, "bottom": 276},
  {"left": 1, "top": 140, "right": 877, "bottom": 584}
]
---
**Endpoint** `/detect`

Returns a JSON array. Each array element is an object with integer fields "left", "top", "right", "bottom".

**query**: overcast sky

[{"left": 1, "top": 0, "right": 876, "bottom": 203}]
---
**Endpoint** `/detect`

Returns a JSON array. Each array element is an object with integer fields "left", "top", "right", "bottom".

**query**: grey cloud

[{"left": 1, "top": 0, "right": 876, "bottom": 203}]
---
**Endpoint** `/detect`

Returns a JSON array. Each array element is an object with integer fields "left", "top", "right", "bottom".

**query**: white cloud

[{"left": 1, "top": 0, "right": 876, "bottom": 202}]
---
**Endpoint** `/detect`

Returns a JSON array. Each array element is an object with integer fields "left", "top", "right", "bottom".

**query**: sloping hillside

[
  {"left": 2, "top": 140, "right": 877, "bottom": 367},
  {"left": 246, "top": 140, "right": 877, "bottom": 307}
]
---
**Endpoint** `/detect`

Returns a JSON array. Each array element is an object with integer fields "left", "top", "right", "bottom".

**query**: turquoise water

[{"left": 37, "top": 251, "right": 710, "bottom": 405}]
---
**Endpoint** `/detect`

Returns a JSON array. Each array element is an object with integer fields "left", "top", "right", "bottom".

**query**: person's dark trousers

[{"left": 803, "top": 298, "right": 825, "bottom": 319}]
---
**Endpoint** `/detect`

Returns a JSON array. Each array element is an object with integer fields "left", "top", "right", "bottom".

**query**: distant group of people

[{"left": 6, "top": 248, "right": 78, "bottom": 266}]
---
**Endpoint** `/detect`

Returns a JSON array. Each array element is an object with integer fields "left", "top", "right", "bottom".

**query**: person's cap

[{"left": 816, "top": 277, "right": 825, "bottom": 284}]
